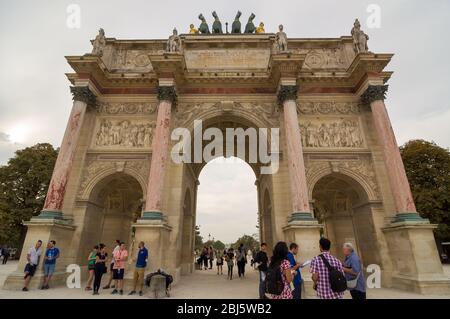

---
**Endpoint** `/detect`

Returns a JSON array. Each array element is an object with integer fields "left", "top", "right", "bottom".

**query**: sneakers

[
  {"left": 111, "top": 289, "right": 118, "bottom": 294},
  {"left": 128, "top": 291, "right": 136, "bottom": 296},
  {"left": 93, "top": 291, "right": 99, "bottom": 295},
  {"left": 22, "top": 287, "right": 28, "bottom": 292},
  {"left": 40, "top": 285, "right": 49, "bottom": 290}
]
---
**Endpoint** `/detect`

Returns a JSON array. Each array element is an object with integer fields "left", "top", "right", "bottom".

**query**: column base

[
  {"left": 283, "top": 219, "right": 323, "bottom": 298},
  {"left": 392, "top": 212, "right": 428, "bottom": 223},
  {"left": 141, "top": 211, "right": 165, "bottom": 221},
  {"left": 382, "top": 221, "right": 450, "bottom": 295},
  {"left": 34, "top": 210, "right": 64, "bottom": 220},
  {"left": 3, "top": 218, "right": 76, "bottom": 290},
  {"left": 132, "top": 219, "right": 172, "bottom": 273},
  {"left": 288, "top": 212, "right": 315, "bottom": 222}
]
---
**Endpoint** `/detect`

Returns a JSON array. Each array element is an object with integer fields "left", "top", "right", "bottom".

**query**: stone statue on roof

[
  {"left": 275, "top": 24, "right": 288, "bottom": 52},
  {"left": 91, "top": 28, "right": 106, "bottom": 56},
  {"left": 166, "top": 28, "right": 181, "bottom": 52},
  {"left": 351, "top": 19, "right": 369, "bottom": 53}
]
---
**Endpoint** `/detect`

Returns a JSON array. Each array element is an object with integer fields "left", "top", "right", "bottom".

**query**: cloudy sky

[{"left": 1, "top": 1, "right": 449, "bottom": 242}]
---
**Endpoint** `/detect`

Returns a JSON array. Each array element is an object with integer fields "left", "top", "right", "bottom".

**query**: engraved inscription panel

[{"left": 185, "top": 49, "right": 270, "bottom": 70}]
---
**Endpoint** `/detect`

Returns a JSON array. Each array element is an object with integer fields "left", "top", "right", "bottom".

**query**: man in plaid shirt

[{"left": 310, "top": 238, "right": 345, "bottom": 299}]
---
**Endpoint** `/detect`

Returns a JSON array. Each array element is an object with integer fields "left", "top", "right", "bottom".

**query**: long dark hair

[{"left": 270, "top": 241, "right": 289, "bottom": 267}]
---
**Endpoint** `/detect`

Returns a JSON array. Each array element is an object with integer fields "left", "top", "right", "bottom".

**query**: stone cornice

[
  {"left": 361, "top": 85, "right": 388, "bottom": 104},
  {"left": 70, "top": 86, "right": 96, "bottom": 106},
  {"left": 277, "top": 85, "right": 298, "bottom": 105},
  {"left": 157, "top": 86, "right": 178, "bottom": 105}
]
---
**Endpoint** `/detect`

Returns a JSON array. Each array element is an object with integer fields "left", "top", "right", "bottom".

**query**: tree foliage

[
  {"left": 400, "top": 139, "right": 450, "bottom": 241},
  {"left": 0, "top": 143, "right": 58, "bottom": 247},
  {"left": 232, "top": 234, "right": 260, "bottom": 251}
]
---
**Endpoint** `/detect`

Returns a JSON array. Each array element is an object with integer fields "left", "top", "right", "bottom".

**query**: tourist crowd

[{"left": 18, "top": 236, "right": 365, "bottom": 299}]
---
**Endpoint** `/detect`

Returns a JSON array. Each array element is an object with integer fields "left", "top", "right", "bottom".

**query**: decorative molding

[
  {"left": 96, "top": 102, "right": 156, "bottom": 115},
  {"left": 157, "top": 86, "right": 177, "bottom": 105},
  {"left": 361, "top": 85, "right": 388, "bottom": 105},
  {"left": 70, "top": 86, "right": 96, "bottom": 107},
  {"left": 277, "top": 85, "right": 298, "bottom": 105},
  {"left": 305, "top": 157, "right": 380, "bottom": 201},
  {"left": 298, "top": 101, "right": 360, "bottom": 115}
]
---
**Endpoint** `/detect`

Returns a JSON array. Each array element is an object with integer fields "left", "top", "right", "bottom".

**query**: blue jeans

[
  {"left": 292, "top": 282, "right": 302, "bottom": 299},
  {"left": 259, "top": 271, "right": 266, "bottom": 299}
]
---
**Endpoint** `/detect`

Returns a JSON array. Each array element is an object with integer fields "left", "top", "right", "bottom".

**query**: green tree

[
  {"left": 0, "top": 143, "right": 58, "bottom": 248},
  {"left": 232, "top": 234, "right": 260, "bottom": 251},
  {"left": 400, "top": 139, "right": 450, "bottom": 241},
  {"left": 194, "top": 225, "right": 203, "bottom": 250}
]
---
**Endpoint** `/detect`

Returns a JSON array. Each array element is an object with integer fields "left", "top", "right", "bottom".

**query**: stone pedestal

[
  {"left": 3, "top": 218, "right": 75, "bottom": 290},
  {"left": 283, "top": 220, "right": 323, "bottom": 297},
  {"left": 382, "top": 221, "right": 450, "bottom": 294},
  {"left": 132, "top": 219, "right": 172, "bottom": 275}
]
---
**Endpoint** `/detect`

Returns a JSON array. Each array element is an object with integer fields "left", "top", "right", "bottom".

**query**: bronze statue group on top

[{"left": 189, "top": 11, "right": 265, "bottom": 34}]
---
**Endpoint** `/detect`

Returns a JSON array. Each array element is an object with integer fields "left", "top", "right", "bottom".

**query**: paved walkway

[{"left": 1, "top": 261, "right": 449, "bottom": 299}]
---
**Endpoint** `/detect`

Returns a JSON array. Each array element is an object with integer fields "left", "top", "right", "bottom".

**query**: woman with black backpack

[{"left": 265, "top": 242, "right": 293, "bottom": 299}]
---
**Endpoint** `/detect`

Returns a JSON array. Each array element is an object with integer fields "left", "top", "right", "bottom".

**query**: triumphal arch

[{"left": 5, "top": 15, "right": 450, "bottom": 295}]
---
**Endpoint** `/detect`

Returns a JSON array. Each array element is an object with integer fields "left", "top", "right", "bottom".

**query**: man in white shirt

[
  {"left": 23, "top": 240, "right": 43, "bottom": 291},
  {"left": 103, "top": 239, "right": 121, "bottom": 289}
]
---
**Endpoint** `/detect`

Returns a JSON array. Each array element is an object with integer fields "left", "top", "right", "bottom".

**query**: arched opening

[
  {"left": 80, "top": 172, "right": 143, "bottom": 262},
  {"left": 196, "top": 156, "right": 259, "bottom": 245},
  {"left": 312, "top": 173, "right": 380, "bottom": 264}
]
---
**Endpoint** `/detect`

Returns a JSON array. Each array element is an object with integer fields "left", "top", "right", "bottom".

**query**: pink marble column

[
  {"left": 142, "top": 86, "right": 176, "bottom": 220},
  {"left": 39, "top": 86, "right": 96, "bottom": 219},
  {"left": 362, "top": 85, "right": 421, "bottom": 222},
  {"left": 278, "top": 85, "right": 313, "bottom": 221}
]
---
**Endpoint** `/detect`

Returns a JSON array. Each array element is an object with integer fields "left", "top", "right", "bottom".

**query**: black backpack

[
  {"left": 319, "top": 254, "right": 347, "bottom": 293},
  {"left": 265, "top": 262, "right": 284, "bottom": 295}
]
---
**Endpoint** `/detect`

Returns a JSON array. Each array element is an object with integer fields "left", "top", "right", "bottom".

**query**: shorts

[
  {"left": 113, "top": 268, "right": 124, "bottom": 280},
  {"left": 88, "top": 264, "right": 95, "bottom": 271},
  {"left": 44, "top": 263, "right": 56, "bottom": 276},
  {"left": 24, "top": 263, "right": 37, "bottom": 277}
]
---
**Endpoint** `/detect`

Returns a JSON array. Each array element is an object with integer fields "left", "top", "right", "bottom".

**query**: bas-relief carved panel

[
  {"left": 92, "top": 118, "right": 155, "bottom": 149},
  {"left": 305, "top": 157, "right": 380, "bottom": 200},
  {"left": 111, "top": 49, "right": 160, "bottom": 71},
  {"left": 292, "top": 45, "right": 355, "bottom": 70},
  {"left": 299, "top": 118, "right": 365, "bottom": 149}
]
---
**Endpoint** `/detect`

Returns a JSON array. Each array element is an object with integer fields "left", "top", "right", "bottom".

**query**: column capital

[
  {"left": 157, "top": 85, "right": 178, "bottom": 105},
  {"left": 277, "top": 85, "right": 298, "bottom": 106},
  {"left": 70, "top": 86, "right": 96, "bottom": 107},
  {"left": 361, "top": 85, "right": 389, "bottom": 105}
]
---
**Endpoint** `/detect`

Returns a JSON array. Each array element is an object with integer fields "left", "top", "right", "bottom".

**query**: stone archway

[
  {"left": 77, "top": 172, "right": 143, "bottom": 264},
  {"left": 312, "top": 172, "right": 381, "bottom": 265},
  {"left": 176, "top": 111, "right": 276, "bottom": 276}
]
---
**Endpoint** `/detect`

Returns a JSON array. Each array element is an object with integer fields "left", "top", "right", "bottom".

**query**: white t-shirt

[
  {"left": 28, "top": 247, "right": 42, "bottom": 265},
  {"left": 111, "top": 245, "right": 120, "bottom": 264}
]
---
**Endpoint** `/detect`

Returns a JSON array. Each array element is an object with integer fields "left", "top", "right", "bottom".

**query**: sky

[{"left": 1, "top": 0, "right": 449, "bottom": 242}]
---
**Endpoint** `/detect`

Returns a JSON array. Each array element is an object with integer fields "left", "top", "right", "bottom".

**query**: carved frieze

[
  {"left": 93, "top": 119, "right": 155, "bottom": 148},
  {"left": 293, "top": 47, "right": 352, "bottom": 70},
  {"left": 175, "top": 101, "right": 278, "bottom": 127},
  {"left": 112, "top": 49, "right": 159, "bottom": 71},
  {"left": 298, "top": 101, "right": 360, "bottom": 115},
  {"left": 97, "top": 102, "right": 156, "bottom": 115},
  {"left": 299, "top": 118, "right": 365, "bottom": 148}
]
